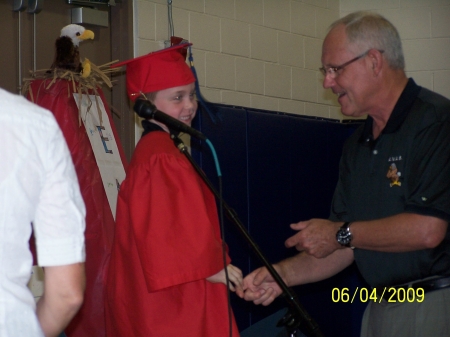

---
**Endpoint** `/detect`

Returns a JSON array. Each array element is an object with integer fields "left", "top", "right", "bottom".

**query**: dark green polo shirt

[{"left": 329, "top": 79, "right": 450, "bottom": 287}]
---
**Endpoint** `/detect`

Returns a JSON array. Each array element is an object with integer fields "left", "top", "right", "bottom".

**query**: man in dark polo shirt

[{"left": 242, "top": 11, "right": 450, "bottom": 337}]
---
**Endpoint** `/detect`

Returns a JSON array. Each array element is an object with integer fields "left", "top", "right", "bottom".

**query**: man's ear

[{"left": 368, "top": 49, "right": 384, "bottom": 75}]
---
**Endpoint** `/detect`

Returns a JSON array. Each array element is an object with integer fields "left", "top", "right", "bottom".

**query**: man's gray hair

[{"left": 330, "top": 11, "right": 405, "bottom": 70}]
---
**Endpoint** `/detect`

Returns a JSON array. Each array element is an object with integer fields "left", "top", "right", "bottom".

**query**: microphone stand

[{"left": 170, "top": 133, "right": 324, "bottom": 337}]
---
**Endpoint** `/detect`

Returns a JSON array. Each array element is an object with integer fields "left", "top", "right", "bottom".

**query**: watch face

[{"left": 336, "top": 228, "right": 352, "bottom": 246}]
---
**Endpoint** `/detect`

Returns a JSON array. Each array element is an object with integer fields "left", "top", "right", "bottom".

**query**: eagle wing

[{"left": 51, "top": 36, "right": 81, "bottom": 72}]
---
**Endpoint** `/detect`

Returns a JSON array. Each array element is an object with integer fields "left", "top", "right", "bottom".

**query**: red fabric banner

[{"left": 27, "top": 78, "right": 127, "bottom": 337}]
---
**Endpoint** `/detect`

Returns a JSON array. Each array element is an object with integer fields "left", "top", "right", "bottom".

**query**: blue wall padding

[{"left": 192, "top": 104, "right": 368, "bottom": 337}]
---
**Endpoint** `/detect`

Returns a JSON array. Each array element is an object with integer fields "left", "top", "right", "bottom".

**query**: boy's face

[{"left": 153, "top": 82, "right": 197, "bottom": 126}]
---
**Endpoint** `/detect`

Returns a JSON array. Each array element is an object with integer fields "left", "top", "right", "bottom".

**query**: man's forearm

[
  {"left": 36, "top": 263, "right": 85, "bottom": 337},
  {"left": 36, "top": 294, "right": 82, "bottom": 337},
  {"left": 279, "top": 248, "right": 354, "bottom": 287},
  {"left": 350, "top": 213, "right": 447, "bottom": 252}
]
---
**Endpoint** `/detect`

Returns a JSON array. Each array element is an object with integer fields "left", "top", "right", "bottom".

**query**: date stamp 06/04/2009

[{"left": 331, "top": 287, "right": 425, "bottom": 304}]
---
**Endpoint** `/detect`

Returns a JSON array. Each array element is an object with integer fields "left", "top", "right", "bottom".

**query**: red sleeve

[{"left": 123, "top": 144, "right": 229, "bottom": 292}]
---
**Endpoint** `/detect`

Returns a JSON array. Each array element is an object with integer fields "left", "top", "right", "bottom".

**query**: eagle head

[
  {"left": 60, "top": 24, "right": 95, "bottom": 47},
  {"left": 50, "top": 24, "right": 95, "bottom": 73}
]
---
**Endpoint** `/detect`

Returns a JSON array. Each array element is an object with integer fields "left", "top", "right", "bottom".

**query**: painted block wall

[
  {"left": 133, "top": 0, "right": 450, "bottom": 122},
  {"left": 340, "top": 0, "right": 450, "bottom": 104}
]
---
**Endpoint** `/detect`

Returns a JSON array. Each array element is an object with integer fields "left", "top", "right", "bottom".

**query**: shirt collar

[{"left": 360, "top": 78, "right": 421, "bottom": 144}]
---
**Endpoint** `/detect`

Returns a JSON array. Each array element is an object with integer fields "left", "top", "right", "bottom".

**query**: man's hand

[
  {"left": 242, "top": 266, "right": 283, "bottom": 306},
  {"left": 285, "top": 219, "right": 342, "bottom": 258}
]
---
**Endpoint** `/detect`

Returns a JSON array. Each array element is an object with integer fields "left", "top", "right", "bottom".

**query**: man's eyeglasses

[{"left": 319, "top": 49, "right": 384, "bottom": 78}]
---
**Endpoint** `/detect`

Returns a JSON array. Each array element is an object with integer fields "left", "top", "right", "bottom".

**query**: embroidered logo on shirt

[
  {"left": 387, "top": 163, "right": 401, "bottom": 187},
  {"left": 388, "top": 156, "right": 402, "bottom": 162}
]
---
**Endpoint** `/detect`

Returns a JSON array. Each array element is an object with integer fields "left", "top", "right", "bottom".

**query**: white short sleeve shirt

[{"left": 0, "top": 88, "right": 86, "bottom": 337}]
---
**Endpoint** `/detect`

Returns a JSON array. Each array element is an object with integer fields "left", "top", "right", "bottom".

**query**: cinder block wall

[
  {"left": 134, "top": 0, "right": 450, "bottom": 121},
  {"left": 341, "top": 0, "right": 450, "bottom": 105}
]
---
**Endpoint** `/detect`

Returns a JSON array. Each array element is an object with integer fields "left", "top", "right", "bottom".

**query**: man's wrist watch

[{"left": 336, "top": 222, "right": 354, "bottom": 249}]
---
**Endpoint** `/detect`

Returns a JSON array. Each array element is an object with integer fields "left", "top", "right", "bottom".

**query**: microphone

[{"left": 134, "top": 99, "right": 207, "bottom": 141}]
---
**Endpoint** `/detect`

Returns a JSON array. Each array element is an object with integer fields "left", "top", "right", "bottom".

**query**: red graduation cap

[{"left": 112, "top": 43, "right": 196, "bottom": 101}]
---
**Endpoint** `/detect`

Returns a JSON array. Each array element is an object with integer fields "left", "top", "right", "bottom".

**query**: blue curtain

[{"left": 192, "top": 104, "right": 367, "bottom": 337}]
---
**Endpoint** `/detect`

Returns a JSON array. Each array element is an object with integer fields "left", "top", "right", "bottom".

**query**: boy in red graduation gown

[{"left": 105, "top": 43, "right": 243, "bottom": 337}]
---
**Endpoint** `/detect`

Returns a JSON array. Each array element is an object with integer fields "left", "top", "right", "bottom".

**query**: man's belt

[{"left": 375, "top": 276, "right": 450, "bottom": 299}]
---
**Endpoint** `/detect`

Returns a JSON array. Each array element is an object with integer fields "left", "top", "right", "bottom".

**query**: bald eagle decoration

[
  {"left": 25, "top": 22, "right": 126, "bottom": 337},
  {"left": 51, "top": 24, "right": 94, "bottom": 77}
]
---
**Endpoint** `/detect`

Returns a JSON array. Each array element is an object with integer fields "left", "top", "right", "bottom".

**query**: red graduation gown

[{"left": 105, "top": 130, "right": 240, "bottom": 336}]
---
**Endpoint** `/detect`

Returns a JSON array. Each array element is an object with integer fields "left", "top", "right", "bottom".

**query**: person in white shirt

[{"left": 0, "top": 88, "right": 86, "bottom": 337}]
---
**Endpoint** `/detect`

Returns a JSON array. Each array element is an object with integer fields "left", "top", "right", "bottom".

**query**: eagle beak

[{"left": 79, "top": 30, "right": 95, "bottom": 41}]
